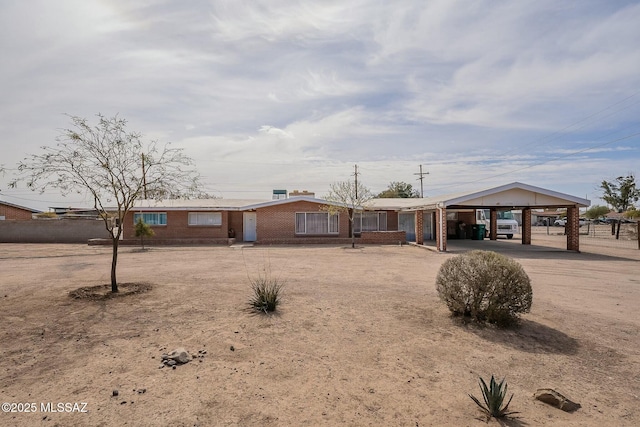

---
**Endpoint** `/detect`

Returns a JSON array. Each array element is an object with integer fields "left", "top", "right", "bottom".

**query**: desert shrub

[
  {"left": 435, "top": 250, "right": 532, "bottom": 326},
  {"left": 134, "top": 217, "right": 154, "bottom": 250},
  {"left": 249, "top": 277, "right": 283, "bottom": 313},
  {"left": 469, "top": 375, "right": 517, "bottom": 419}
]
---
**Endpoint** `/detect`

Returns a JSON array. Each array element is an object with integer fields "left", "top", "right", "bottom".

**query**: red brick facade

[
  {"left": 566, "top": 206, "right": 580, "bottom": 252},
  {"left": 120, "top": 201, "right": 404, "bottom": 246},
  {"left": 522, "top": 208, "right": 532, "bottom": 245},
  {"left": 123, "top": 210, "right": 229, "bottom": 240},
  {"left": 256, "top": 200, "right": 350, "bottom": 243},
  {"left": 0, "top": 202, "right": 35, "bottom": 220}
]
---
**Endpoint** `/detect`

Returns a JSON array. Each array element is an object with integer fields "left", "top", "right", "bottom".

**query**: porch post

[
  {"left": 522, "top": 208, "right": 531, "bottom": 245},
  {"left": 415, "top": 210, "right": 424, "bottom": 245},
  {"left": 436, "top": 207, "right": 447, "bottom": 252},
  {"left": 490, "top": 209, "right": 497, "bottom": 240},
  {"left": 566, "top": 206, "right": 580, "bottom": 252}
]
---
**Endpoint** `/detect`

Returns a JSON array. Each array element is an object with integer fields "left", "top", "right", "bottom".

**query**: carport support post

[
  {"left": 522, "top": 208, "right": 532, "bottom": 245},
  {"left": 415, "top": 210, "right": 424, "bottom": 245},
  {"left": 490, "top": 209, "right": 497, "bottom": 240},
  {"left": 566, "top": 206, "right": 580, "bottom": 252},
  {"left": 436, "top": 207, "right": 447, "bottom": 252}
]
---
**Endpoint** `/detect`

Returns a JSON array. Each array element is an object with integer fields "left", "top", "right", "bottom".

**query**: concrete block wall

[{"left": 0, "top": 219, "right": 111, "bottom": 243}]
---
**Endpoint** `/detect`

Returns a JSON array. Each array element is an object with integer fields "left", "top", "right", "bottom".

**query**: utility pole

[
  {"left": 141, "top": 153, "right": 148, "bottom": 199},
  {"left": 353, "top": 164, "right": 359, "bottom": 199},
  {"left": 414, "top": 165, "right": 429, "bottom": 198}
]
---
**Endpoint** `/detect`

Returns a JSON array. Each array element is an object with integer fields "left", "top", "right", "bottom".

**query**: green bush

[
  {"left": 249, "top": 277, "right": 283, "bottom": 313},
  {"left": 435, "top": 250, "right": 532, "bottom": 326}
]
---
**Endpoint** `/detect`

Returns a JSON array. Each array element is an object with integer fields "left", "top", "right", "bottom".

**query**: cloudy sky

[{"left": 1, "top": 0, "right": 639, "bottom": 211}]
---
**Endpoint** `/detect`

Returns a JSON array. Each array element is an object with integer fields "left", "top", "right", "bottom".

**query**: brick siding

[
  {"left": 123, "top": 210, "right": 229, "bottom": 240},
  {"left": 0, "top": 203, "right": 34, "bottom": 220}
]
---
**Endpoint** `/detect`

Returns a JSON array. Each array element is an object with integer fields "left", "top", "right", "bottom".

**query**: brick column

[
  {"left": 522, "top": 208, "right": 531, "bottom": 245},
  {"left": 490, "top": 209, "right": 497, "bottom": 240},
  {"left": 566, "top": 206, "right": 580, "bottom": 252},
  {"left": 415, "top": 210, "right": 424, "bottom": 245},
  {"left": 436, "top": 207, "right": 447, "bottom": 252}
]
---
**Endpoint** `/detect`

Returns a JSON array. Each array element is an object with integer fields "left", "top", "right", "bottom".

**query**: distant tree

[
  {"left": 323, "top": 179, "right": 374, "bottom": 248},
  {"left": 625, "top": 207, "right": 640, "bottom": 220},
  {"left": 584, "top": 205, "right": 610, "bottom": 220},
  {"left": 134, "top": 217, "right": 154, "bottom": 250},
  {"left": 601, "top": 174, "right": 640, "bottom": 239},
  {"left": 11, "top": 114, "right": 204, "bottom": 292},
  {"left": 377, "top": 181, "right": 420, "bottom": 198}
]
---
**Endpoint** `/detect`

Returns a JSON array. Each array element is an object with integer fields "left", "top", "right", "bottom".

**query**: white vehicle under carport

[{"left": 476, "top": 209, "right": 519, "bottom": 239}]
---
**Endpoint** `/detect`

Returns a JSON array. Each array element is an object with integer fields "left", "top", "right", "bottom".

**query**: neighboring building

[{"left": 0, "top": 200, "right": 40, "bottom": 220}]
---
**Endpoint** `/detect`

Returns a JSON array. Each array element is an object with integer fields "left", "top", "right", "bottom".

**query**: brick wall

[
  {"left": 385, "top": 211, "right": 399, "bottom": 230},
  {"left": 360, "top": 230, "right": 406, "bottom": 244},
  {"left": 123, "top": 210, "right": 228, "bottom": 240},
  {"left": 228, "top": 211, "right": 243, "bottom": 239},
  {"left": 256, "top": 201, "right": 350, "bottom": 243},
  {"left": 416, "top": 210, "right": 424, "bottom": 245},
  {"left": 566, "top": 206, "right": 580, "bottom": 251},
  {"left": 0, "top": 203, "right": 34, "bottom": 220},
  {"left": 522, "top": 208, "right": 532, "bottom": 245}
]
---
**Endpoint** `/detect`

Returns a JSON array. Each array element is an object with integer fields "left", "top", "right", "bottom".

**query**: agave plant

[{"left": 469, "top": 375, "right": 518, "bottom": 419}]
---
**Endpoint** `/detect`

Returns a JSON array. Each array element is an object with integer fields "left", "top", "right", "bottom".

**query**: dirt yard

[{"left": 1, "top": 237, "right": 639, "bottom": 426}]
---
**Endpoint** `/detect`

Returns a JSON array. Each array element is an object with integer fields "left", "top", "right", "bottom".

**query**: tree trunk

[
  {"left": 111, "top": 237, "right": 119, "bottom": 293},
  {"left": 616, "top": 219, "right": 621, "bottom": 240},
  {"left": 350, "top": 217, "right": 355, "bottom": 248}
]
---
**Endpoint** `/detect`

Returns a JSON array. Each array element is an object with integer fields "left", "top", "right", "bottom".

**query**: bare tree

[
  {"left": 11, "top": 114, "right": 204, "bottom": 292},
  {"left": 601, "top": 174, "right": 640, "bottom": 239},
  {"left": 323, "top": 180, "right": 373, "bottom": 248}
]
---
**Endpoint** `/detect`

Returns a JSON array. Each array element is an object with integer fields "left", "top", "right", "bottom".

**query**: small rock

[
  {"left": 172, "top": 365, "right": 176, "bottom": 370},
  {"left": 137, "top": 388, "right": 146, "bottom": 394},
  {"left": 230, "top": 346, "right": 235, "bottom": 352},
  {"left": 167, "top": 347, "right": 191, "bottom": 364},
  {"left": 534, "top": 388, "right": 581, "bottom": 412},
  {"left": 112, "top": 390, "right": 119, "bottom": 397}
]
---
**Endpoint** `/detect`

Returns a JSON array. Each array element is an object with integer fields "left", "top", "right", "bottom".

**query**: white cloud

[{"left": 1, "top": 0, "right": 639, "bottom": 211}]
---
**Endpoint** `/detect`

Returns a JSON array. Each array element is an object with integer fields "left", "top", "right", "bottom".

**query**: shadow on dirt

[
  {"left": 461, "top": 318, "right": 579, "bottom": 355},
  {"left": 68, "top": 282, "right": 153, "bottom": 300}
]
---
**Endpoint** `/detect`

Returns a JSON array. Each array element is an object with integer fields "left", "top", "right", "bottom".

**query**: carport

[{"left": 403, "top": 182, "right": 590, "bottom": 252}]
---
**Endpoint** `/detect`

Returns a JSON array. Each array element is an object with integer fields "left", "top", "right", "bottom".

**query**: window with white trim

[
  {"left": 133, "top": 212, "right": 167, "bottom": 225},
  {"left": 188, "top": 212, "right": 222, "bottom": 226},
  {"left": 353, "top": 212, "right": 387, "bottom": 233},
  {"left": 295, "top": 212, "right": 339, "bottom": 234}
]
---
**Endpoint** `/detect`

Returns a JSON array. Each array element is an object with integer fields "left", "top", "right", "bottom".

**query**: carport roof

[{"left": 368, "top": 182, "right": 590, "bottom": 211}]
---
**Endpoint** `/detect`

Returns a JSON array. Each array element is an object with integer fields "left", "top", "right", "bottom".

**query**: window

[
  {"left": 353, "top": 212, "right": 387, "bottom": 233},
  {"left": 295, "top": 212, "right": 339, "bottom": 234},
  {"left": 188, "top": 212, "right": 222, "bottom": 226},
  {"left": 133, "top": 212, "right": 167, "bottom": 226}
]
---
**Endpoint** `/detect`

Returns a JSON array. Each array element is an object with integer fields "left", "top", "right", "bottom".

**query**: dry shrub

[{"left": 436, "top": 250, "right": 532, "bottom": 326}]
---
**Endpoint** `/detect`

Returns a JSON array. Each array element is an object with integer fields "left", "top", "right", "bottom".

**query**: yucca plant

[
  {"left": 249, "top": 277, "right": 283, "bottom": 313},
  {"left": 469, "top": 375, "right": 518, "bottom": 419}
]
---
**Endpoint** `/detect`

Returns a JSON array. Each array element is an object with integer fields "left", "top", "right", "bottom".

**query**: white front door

[{"left": 243, "top": 212, "right": 257, "bottom": 242}]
